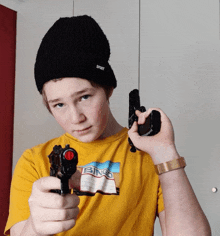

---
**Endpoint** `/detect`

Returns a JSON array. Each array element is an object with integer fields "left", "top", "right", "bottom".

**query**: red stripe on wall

[{"left": 0, "top": 4, "right": 17, "bottom": 235}]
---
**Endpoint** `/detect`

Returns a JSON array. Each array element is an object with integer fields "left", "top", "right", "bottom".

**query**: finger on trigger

[
  {"left": 135, "top": 110, "right": 146, "bottom": 125},
  {"left": 135, "top": 110, "right": 142, "bottom": 116}
]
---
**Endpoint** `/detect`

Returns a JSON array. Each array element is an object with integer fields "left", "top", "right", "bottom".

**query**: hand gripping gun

[
  {"left": 48, "top": 144, "right": 78, "bottom": 195},
  {"left": 128, "top": 89, "right": 161, "bottom": 152}
]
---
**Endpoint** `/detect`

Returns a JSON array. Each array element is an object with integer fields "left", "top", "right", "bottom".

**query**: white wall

[
  {"left": 0, "top": 0, "right": 20, "bottom": 11},
  {"left": 140, "top": 1, "right": 220, "bottom": 235},
  {"left": 1, "top": 0, "right": 74, "bottom": 170}
]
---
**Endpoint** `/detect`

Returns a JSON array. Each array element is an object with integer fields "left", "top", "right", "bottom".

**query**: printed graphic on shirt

[{"left": 75, "top": 161, "right": 120, "bottom": 196}]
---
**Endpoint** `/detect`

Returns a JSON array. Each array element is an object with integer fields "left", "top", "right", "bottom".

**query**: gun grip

[
  {"left": 60, "top": 178, "right": 71, "bottom": 195},
  {"left": 138, "top": 110, "right": 161, "bottom": 136}
]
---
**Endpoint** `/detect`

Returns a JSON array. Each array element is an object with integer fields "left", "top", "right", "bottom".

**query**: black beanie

[{"left": 34, "top": 15, "right": 117, "bottom": 93}]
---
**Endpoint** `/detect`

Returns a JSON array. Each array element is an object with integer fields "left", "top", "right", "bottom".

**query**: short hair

[{"left": 41, "top": 78, "right": 113, "bottom": 114}]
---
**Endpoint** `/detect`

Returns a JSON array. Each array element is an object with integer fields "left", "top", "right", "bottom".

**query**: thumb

[
  {"left": 135, "top": 109, "right": 142, "bottom": 116},
  {"left": 69, "top": 169, "right": 81, "bottom": 190}
]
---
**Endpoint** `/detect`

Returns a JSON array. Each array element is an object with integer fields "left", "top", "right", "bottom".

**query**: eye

[
  {"left": 81, "top": 95, "right": 90, "bottom": 101},
  {"left": 54, "top": 103, "right": 64, "bottom": 108}
]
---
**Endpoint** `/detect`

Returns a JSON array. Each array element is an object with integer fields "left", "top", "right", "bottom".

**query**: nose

[{"left": 69, "top": 106, "right": 86, "bottom": 124}]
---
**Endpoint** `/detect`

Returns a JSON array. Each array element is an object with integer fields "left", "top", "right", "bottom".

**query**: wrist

[
  {"left": 151, "top": 144, "right": 180, "bottom": 165},
  {"left": 22, "top": 217, "right": 51, "bottom": 236}
]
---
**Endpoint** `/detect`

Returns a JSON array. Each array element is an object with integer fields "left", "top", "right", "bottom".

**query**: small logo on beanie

[{"left": 96, "top": 65, "right": 105, "bottom": 71}]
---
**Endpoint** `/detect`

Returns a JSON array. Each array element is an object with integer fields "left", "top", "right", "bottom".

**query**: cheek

[
  {"left": 100, "top": 104, "right": 109, "bottom": 128},
  {"left": 52, "top": 112, "right": 68, "bottom": 128},
  {"left": 90, "top": 101, "right": 109, "bottom": 125}
]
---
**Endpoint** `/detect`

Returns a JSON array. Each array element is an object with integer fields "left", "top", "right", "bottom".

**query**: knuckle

[
  {"left": 31, "top": 180, "right": 38, "bottom": 192},
  {"left": 28, "top": 193, "right": 37, "bottom": 207},
  {"left": 69, "top": 207, "right": 79, "bottom": 220},
  {"left": 58, "top": 224, "right": 66, "bottom": 233},
  {"left": 56, "top": 221, "right": 75, "bottom": 233},
  {"left": 60, "top": 209, "right": 68, "bottom": 220},
  {"left": 68, "top": 219, "right": 77, "bottom": 229},
  {"left": 153, "top": 107, "right": 161, "bottom": 112},
  {"left": 28, "top": 195, "right": 33, "bottom": 204},
  {"left": 57, "top": 197, "right": 65, "bottom": 208},
  {"left": 31, "top": 178, "right": 45, "bottom": 194}
]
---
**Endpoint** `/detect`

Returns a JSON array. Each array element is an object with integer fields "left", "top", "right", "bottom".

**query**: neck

[{"left": 99, "top": 109, "right": 123, "bottom": 139}]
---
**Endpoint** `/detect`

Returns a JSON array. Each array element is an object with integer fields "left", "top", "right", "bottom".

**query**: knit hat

[{"left": 34, "top": 15, "right": 117, "bottom": 93}]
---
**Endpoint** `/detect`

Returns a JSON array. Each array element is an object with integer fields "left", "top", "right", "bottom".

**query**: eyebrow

[{"left": 48, "top": 88, "right": 95, "bottom": 104}]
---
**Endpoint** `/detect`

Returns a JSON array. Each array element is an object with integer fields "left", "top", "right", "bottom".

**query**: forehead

[{"left": 44, "top": 77, "right": 95, "bottom": 99}]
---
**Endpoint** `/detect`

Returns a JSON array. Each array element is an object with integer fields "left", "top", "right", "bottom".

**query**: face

[{"left": 44, "top": 77, "right": 112, "bottom": 143}]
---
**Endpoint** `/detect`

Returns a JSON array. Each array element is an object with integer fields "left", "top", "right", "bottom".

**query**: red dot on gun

[{"left": 64, "top": 151, "right": 74, "bottom": 160}]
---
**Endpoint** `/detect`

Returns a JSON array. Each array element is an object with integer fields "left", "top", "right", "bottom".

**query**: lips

[{"left": 75, "top": 126, "right": 91, "bottom": 133}]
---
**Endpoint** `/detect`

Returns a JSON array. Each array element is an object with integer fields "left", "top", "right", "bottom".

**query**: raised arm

[{"left": 128, "top": 108, "right": 211, "bottom": 236}]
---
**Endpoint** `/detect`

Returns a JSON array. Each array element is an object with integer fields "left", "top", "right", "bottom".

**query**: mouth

[{"left": 75, "top": 126, "right": 92, "bottom": 133}]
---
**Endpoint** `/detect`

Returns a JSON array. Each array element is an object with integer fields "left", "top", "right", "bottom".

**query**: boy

[{"left": 5, "top": 15, "right": 211, "bottom": 236}]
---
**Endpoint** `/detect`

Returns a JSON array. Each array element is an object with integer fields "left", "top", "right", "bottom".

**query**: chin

[{"left": 68, "top": 126, "right": 105, "bottom": 143}]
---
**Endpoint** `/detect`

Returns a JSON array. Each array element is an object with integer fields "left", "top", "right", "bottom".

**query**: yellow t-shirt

[{"left": 5, "top": 127, "right": 164, "bottom": 236}]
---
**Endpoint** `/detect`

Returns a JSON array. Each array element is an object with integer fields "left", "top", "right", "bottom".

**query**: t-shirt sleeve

[
  {"left": 156, "top": 180, "right": 165, "bottom": 216},
  {"left": 4, "top": 149, "right": 39, "bottom": 235}
]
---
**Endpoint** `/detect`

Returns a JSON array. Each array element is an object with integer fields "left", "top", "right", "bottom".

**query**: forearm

[
  {"left": 128, "top": 108, "right": 211, "bottom": 235},
  {"left": 160, "top": 167, "right": 211, "bottom": 236}
]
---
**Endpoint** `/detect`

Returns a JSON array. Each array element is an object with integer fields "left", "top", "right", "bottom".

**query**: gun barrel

[
  {"left": 129, "top": 89, "right": 140, "bottom": 128},
  {"left": 129, "top": 89, "right": 140, "bottom": 110}
]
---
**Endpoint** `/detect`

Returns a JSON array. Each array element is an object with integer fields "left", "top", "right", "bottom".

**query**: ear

[{"left": 108, "top": 87, "right": 114, "bottom": 99}]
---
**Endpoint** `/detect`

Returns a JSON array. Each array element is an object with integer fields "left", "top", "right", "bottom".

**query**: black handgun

[
  {"left": 128, "top": 89, "right": 161, "bottom": 152},
  {"left": 48, "top": 144, "right": 78, "bottom": 195}
]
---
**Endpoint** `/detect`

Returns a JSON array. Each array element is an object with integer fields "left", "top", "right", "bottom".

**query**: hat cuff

[{"left": 36, "top": 61, "right": 116, "bottom": 93}]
